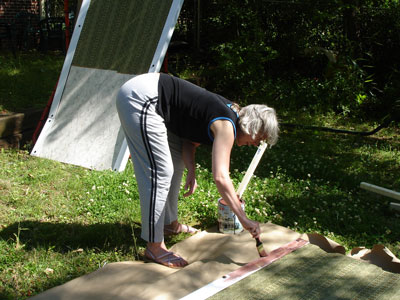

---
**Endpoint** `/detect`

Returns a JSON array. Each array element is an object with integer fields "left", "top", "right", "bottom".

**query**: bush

[{"left": 177, "top": 0, "right": 400, "bottom": 121}]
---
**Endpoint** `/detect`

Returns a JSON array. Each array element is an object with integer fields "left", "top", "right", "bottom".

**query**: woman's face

[{"left": 236, "top": 131, "right": 265, "bottom": 147}]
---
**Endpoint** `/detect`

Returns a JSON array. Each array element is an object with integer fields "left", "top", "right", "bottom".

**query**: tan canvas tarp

[{"left": 31, "top": 223, "right": 400, "bottom": 300}]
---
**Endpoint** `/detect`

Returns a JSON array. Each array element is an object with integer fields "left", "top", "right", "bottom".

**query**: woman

[{"left": 116, "top": 73, "right": 279, "bottom": 268}]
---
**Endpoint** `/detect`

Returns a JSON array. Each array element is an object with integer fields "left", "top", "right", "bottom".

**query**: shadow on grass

[
  {"left": 0, "top": 221, "right": 146, "bottom": 300},
  {"left": 0, "top": 220, "right": 147, "bottom": 252},
  {"left": 0, "top": 221, "right": 192, "bottom": 299}
]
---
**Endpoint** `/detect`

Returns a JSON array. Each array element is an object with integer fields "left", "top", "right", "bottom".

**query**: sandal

[
  {"left": 164, "top": 223, "right": 199, "bottom": 236},
  {"left": 144, "top": 248, "right": 188, "bottom": 269}
]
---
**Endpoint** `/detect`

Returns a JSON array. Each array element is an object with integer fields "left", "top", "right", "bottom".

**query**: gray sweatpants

[{"left": 116, "top": 73, "right": 185, "bottom": 243}]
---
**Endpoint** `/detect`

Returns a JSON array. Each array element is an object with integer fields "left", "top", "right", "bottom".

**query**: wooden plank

[{"left": 0, "top": 113, "right": 24, "bottom": 138}]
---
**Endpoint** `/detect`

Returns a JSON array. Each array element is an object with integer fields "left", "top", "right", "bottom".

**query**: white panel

[{"left": 32, "top": 67, "right": 133, "bottom": 170}]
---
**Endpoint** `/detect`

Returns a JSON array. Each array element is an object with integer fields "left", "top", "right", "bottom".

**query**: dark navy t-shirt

[{"left": 157, "top": 73, "right": 239, "bottom": 145}]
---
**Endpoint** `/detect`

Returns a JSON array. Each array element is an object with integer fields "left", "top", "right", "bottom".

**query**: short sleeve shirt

[{"left": 157, "top": 73, "right": 239, "bottom": 145}]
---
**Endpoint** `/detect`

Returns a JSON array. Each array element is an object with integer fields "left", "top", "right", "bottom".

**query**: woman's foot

[
  {"left": 164, "top": 222, "right": 199, "bottom": 236},
  {"left": 144, "top": 247, "right": 188, "bottom": 269}
]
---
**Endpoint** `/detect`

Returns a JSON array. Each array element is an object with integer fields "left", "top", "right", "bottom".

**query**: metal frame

[
  {"left": 31, "top": 0, "right": 90, "bottom": 157},
  {"left": 360, "top": 182, "right": 400, "bottom": 212}
]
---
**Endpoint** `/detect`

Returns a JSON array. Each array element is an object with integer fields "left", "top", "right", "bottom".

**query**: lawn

[
  {"left": 0, "top": 51, "right": 399, "bottom": 299},
  {"left": 0, "top": 51, "right": 63, "bottom": 114}
]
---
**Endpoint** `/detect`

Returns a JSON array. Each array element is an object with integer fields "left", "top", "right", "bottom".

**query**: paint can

[{"left": 218, "top": 198, "right": 244, "bottom": 234}]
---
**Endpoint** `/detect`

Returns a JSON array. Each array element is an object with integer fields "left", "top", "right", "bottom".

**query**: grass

[
  {"left": 0, "top": 51, "right": 63, "bottom": 114},
  {"left": 3, "top": 127, "right": 399, "bottom": 299},
  {"left": 0, "top": 51, "right": 400, "bottom": 299}
]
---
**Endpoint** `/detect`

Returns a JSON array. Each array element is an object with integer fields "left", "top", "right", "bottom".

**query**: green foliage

[{"left": 177, "top": 0, "right": 400, "bottom": 119}]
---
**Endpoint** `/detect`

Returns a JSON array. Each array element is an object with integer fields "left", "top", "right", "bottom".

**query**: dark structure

[
  {"left": 0, "top": 0, "right": 76, "bottom": 53},
  {"left": 0, "top": 0, "right": 40, "bottom": 52}
]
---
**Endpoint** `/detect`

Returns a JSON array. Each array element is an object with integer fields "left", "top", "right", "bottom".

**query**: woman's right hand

[{"left": 241, "top": 217, "right": 261, "bottom": 239}]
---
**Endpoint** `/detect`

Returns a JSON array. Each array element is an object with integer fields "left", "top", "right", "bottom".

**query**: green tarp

[
  {"left": 210, "top": 244, "right": 400, "bottom": 300},
  {"left": 73, "top": 0, "right": 173, "bottom": 74}
]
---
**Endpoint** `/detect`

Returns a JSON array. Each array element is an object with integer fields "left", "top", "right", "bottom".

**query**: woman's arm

[
  {"left": 182, "top": 140, "right": 200, "bottom": 197},
  {"left": 210, "top": 120, "right": 260, "bottom": 238}
]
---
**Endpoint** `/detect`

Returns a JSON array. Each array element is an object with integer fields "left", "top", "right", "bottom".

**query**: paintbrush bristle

[{"left": 256, "top": 238, "right": 268, "bottom": 257}]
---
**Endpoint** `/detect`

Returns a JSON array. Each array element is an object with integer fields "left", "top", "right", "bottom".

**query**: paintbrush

[
  {"left": 236, "top": 142, "right": 269, "bottom": 258},
  {"left": 255, "top": 237, "right": 268, "bottom": 257}
]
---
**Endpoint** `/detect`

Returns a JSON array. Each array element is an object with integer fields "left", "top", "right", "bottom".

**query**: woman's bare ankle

[
  {"left": 146, "top": 241, "right": 168, "bottom": 256},
  {"left": 165, "top": 220, "right": 179, "bottom": 230}
]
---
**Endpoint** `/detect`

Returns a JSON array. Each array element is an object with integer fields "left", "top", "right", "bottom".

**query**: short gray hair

[{"left": 238, "top": 104, "right": 279, "bottom": 145}]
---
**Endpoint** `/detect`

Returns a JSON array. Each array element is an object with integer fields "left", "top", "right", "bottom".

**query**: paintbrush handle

[{"left": 236, "top": 142, "right": 268, "bottom": 199}]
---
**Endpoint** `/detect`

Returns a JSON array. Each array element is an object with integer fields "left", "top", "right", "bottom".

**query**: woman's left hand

[
  {"left": 182, "top": 140, "right": 200, "bottom": 197},
  {"left": 183, "top": 169, "right": 197, "bottom": 197}
]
